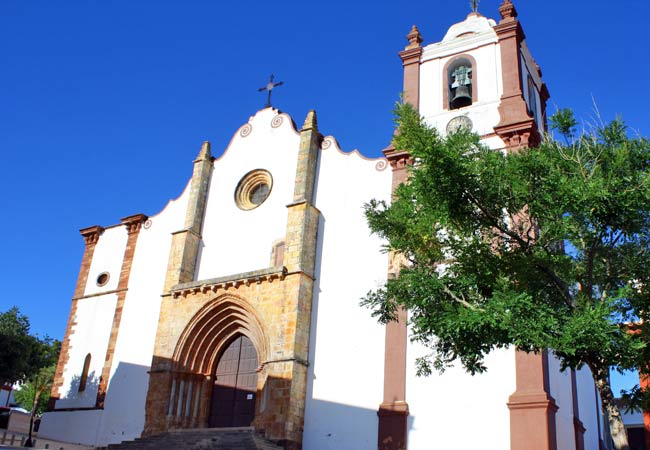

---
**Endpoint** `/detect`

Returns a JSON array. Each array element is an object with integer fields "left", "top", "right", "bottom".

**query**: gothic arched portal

[{"left": 164, "top": 295, "right": 268, "bottom": 430}]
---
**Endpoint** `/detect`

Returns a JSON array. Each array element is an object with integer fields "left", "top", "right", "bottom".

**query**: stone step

[{"left": 100, "top": 428, "right": 283, "bottom": 450}]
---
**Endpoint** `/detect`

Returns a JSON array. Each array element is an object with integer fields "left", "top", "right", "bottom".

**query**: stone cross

[{"left": 258, "top": 74, "right": 284, "bottom": 108}]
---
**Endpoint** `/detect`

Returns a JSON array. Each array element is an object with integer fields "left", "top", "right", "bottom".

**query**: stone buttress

[{"left": 143, "top": 112, "right": 322, "bottom": 450}]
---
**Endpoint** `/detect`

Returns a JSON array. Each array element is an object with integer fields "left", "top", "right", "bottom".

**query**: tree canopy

[
  {"left": 363, "top": 103, "right": 650, "bottom": 450},
  {"left": 0, "top": 307, "right": 60, "bottom": 385},
  {"left": 14, "top": 365, "right": 55, "bottom": 416}
]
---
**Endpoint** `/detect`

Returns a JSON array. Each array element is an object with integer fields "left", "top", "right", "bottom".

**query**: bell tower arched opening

[{"left": 443, "top": 55, "right": 478, "bottom": 111}]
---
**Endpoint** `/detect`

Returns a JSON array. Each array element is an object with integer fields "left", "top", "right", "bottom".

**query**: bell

[{"left": 450, "top": 85, "right": 472, "bottom": 109}]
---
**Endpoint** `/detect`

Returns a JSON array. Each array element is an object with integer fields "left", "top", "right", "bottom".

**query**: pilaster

[
  {"left": 163, "top": 141, "right": 213, "bottom": 292},
  {"left": 494, "top": 0, "right": 540, "bottom": 151},
  {"left": 293, "top": 110, "right": 321, "bottom": 205},
  {"left": 377, "top": 149, "right": 413, "bottom": 450},
  {"left": 96, "top": 213, "right": 147, "bottom": 407},
  {"left": 508, "top": 350, "right": 558, "bottom": 450},
  {"left": 49, "top": 225, "right": 104, "bottom": 409},
  {"left": 378, "top": 34, "right": 417, "bottom": 442},
  {"left": 145, "top": 142, "right": 212, "bottom": 434},
  {"left": 399, "top": 25, "right": 423, "bottom": 109},
  {"left": 272, "top": 109, "right": 322, "bottom": 449}
]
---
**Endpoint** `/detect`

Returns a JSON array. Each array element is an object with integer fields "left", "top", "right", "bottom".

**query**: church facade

[{"left": 40, "top": 2, "right": 613, "bottom": 449}]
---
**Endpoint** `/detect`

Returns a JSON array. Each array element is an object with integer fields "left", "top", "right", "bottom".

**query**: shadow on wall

[
  {"left": 42, "top": 362, "right": 151, "bottom": 447},
  {"left": 46, "top": 355, "right": 410, "bottom": 449},
  {"left": 54, "top": 372, "right": 101, "bottom": 409},
  {"left": 305, "top": 214, "right": 416, "bottom": 449},
  {"left": 99, "top": 361, "right": 152, "bottom": 443},
  {"left": 304, "top": 397, "right": 415, "bottom": 450}
]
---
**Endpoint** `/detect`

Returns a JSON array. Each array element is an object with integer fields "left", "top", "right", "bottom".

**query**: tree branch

[
  {"left": 462, "top": 192, "right": 574, "bottom": 307},
  {"left": 443, "top": 285, "right": 483, "bottom": 311}
]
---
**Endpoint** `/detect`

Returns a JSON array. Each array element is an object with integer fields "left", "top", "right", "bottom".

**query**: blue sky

[{"left": 2, "top": 1, "right": 649, "bottom": 392}]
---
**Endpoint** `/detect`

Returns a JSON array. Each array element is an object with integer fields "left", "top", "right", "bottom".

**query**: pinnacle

[
  {"left": 499, "top": 0, "right": 518, "bottom": 22},
  {"left": 405, "top": 24, "right": 423, "bottom": 49},
  {"left": 302, "top": 109, "right": 318, "bottom": 132},
  {"left": 195, "top": 141, "right": 212, "bottom": 162}
]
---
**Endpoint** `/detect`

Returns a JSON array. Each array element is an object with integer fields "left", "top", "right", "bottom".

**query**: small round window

[
  {"left": 234, "top": 169, "right": 273, "bottom": 210},
  {"left": 96, "top": 272, "right": 110, "bottom": 287}
]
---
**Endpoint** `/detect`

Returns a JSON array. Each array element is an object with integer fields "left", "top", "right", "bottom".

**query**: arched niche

[{"left": 443, "top": 54, "right": 478, "bottom": 110}]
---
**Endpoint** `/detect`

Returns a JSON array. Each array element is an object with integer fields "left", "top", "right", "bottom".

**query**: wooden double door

[{"left": 208, "top": 335, "right": 259, "bottom": 427}]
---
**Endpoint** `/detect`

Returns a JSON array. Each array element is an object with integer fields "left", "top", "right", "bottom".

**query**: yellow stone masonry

[{"left": 143, "top": 111, "right": 322, "bottom": 450}]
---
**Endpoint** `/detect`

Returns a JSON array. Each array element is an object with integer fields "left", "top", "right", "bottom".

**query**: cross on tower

[
  {"left": 258, "top": 74, "right": 284, "bottom": 108},
  {"left": 470, "top": 0, "right": 479, "bottom": 12}
]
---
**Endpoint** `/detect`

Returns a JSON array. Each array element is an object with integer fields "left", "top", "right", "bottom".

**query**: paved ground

[{"left": 0, "top": 431, "right": 94, "bottom": 450}]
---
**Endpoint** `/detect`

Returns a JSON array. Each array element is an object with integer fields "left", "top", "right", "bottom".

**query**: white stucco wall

[
  {"left": 196, "top": 108, "right": 300, "bottom": 281},
  {"left": 406, "top": 344, "right": 515, "bottom": 449},
  {"left": 575, "top": 366, "right": 605, "bottom": 449},
  {"left": 622, "top": 406, "right": 645, "bottom": 427},
  {"left": 302, "top": 137, "right": 391, "bottom": 450},
  {"left": 94, "top": 183, "right": 190, "bottom": 445},
  {"left": 548, "top": 354, "right": 576, "bottom": 450},
  {"left": 54, "top": 293, "right": 117, "bottom": 410},
  {"left": 39, "top": 410, "right": 103, "bottom": 445},
  {"left": 40, "top": 181, "right": 191, "bottom": 446},
  {"left": 84, "top": 226, "right": 128, "bottom": 296},
  {"left": 419, "top": 15, "right": 504, "bottom": 149}
]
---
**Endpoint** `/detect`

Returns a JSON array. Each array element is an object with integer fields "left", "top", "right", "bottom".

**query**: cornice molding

[
  {"left": 382, "top": 145, "right": 414, "bottom": 170},
  {"left": 171, "top": 266, "right": 287, "bottom": 298},
  {"left": 79, "top": 225, "right": 104, "bottom": 245},
  {"left": 121, "top": 213, "right": 148, "bottom": 235}
]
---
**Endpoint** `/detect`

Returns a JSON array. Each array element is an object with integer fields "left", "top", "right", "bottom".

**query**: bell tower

[
  {"left": 379, "top": 3, "right": 552, "bottom": 450},
  {"left": 396, "top": 0, "right": 549, "bottom": 151}
]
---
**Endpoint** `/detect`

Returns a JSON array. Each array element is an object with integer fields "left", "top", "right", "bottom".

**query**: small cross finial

[
  {"left": 258, "top": 74, "right": 284, "bottom": 108},
  {"left": 470, "top": 0, "right": 479, "bottom": 13}
]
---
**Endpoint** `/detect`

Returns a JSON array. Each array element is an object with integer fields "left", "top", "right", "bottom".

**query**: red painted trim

[
  {"left": 96, "top": 213, "right": 147, "bottom": 408},
  {"left": 377, "top": 148, "right": 413, "bottom": 450},
  {"left": 508, "top": 350, "right": 558, "bottom": 450},
  {"left": 493, "top": 12, "right": 542, "bottom": 151},
  {"left": 398, "top": 26, "right": 423, "bottom": 110},
  {"left": 49, "top": 225, "right": 104, "bottom": 410},
  {"left": 399, "top": 48, "right": 422, "bottom": 109},
  {"left": 378, "top": 31, "right": 422, "bottom": 446}
]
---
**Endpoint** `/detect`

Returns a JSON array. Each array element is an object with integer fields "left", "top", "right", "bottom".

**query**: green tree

[
  {"left": 13, "top": 366, "right": 54, "bottom": 415},
  {"left": 0, "top": 307, "right": 60, "bottom": 385},
  {"left": 14, "top": 365, "right": 55, "bottom": 447},
  {"left": 363, "top": 103, "right": 650, "bottom": 450}
]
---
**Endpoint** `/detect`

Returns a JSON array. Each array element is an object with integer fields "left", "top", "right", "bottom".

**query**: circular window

[
  {"left": 96, "top": 272, "right": 110, "bottom": 287},
  {"left": 234, "top": 169, "right": 273, "bottom": 210}
]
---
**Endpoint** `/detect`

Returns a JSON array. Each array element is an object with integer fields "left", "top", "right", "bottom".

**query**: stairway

[{"left": 100, "top": 427, "right": 284, "bottom": 450}]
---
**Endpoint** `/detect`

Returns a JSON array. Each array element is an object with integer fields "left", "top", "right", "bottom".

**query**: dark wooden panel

[{"left": 208, "top": 335, "right": 259, "bottom": 428}]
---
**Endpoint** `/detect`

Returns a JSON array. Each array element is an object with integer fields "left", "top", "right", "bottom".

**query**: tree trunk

[
  {"left": 24, "top": 391, "right": 39, "bottom": 448},
  {"left": 591, "top": 363, "right": 630, "bottom": 450}
]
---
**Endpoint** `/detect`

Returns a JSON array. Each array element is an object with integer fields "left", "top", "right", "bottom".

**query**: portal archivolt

[{"left": 165, "top": 294, "right": 268, "bottom": 429}]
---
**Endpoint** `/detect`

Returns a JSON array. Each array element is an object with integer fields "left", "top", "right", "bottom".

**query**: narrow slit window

[
  {"left": 527, "top": 75, "right": 539, "bottom": 126},
  {"left": 79, "top": 353, "right": 91, "bottom": 392}
]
